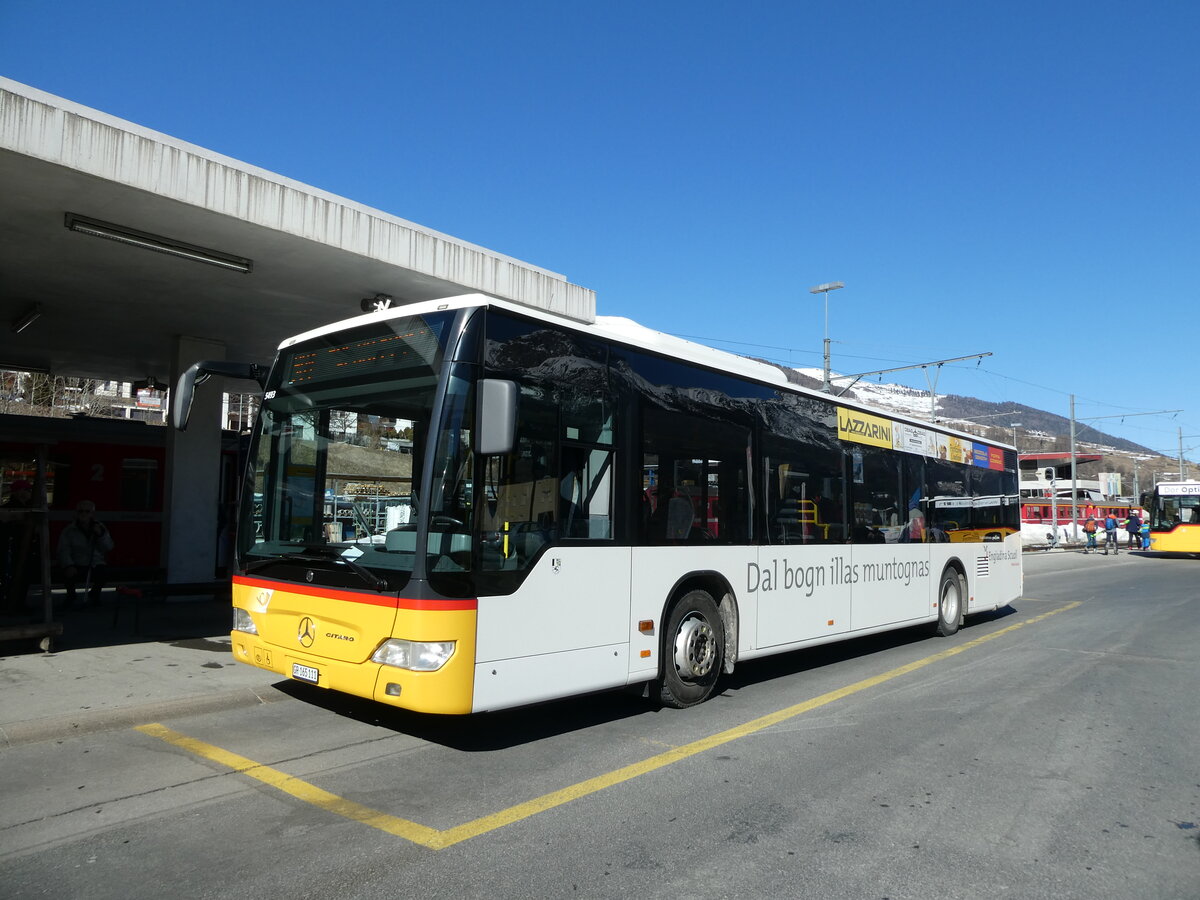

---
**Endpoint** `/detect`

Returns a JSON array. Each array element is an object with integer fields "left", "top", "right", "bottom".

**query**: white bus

[{"left": 176, "top": 294, "right": 1022, "bottom": 713}]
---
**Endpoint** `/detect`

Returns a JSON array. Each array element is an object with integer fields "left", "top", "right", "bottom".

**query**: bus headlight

[
  {"left": 371, "top": 639, "right": 455, "bottom": 671},
  {"left": 233, "top": 608, "right": 258, "bottom": 635}
]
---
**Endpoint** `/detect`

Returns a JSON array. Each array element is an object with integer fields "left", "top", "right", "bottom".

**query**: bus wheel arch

[
  {"left": 657, "top": 573, "right": 736, "bottom": 708},
  {"left": 935, "top": 561, "right": 967, "bottom": 636}
]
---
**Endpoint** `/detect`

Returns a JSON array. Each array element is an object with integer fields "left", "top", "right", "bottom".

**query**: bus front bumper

[{"left": 230, "top": 631, "right": 476, "bottom": 715}]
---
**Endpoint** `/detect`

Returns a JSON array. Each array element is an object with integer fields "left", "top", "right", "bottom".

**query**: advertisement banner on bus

[
  {"left": 892, "top": 421, "right": 933, "bottom": 456},
  {"left": 837, "top": 407, "right": 893, "bottom": 449},
  {"left": 969, "top": 443, "right": 1005, "bottom": 470}
]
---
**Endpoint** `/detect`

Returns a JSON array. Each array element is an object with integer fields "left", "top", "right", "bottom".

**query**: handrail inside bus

[{"left": 173, "top": 360, "right": 267, "bottom": 431}]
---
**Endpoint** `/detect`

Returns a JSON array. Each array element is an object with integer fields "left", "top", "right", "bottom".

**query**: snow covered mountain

[{"left": 785, "top": 365, "right": 1152, "bottom": 455}]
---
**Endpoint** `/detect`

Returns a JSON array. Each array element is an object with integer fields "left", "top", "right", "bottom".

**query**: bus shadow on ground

[
  {"left": 719, "top": 604, "right": 1019, "bottom": 698},
  {"left": 275, "top": 678, "right": 652, "bottom": 751},
  {"left": 277, "top": 605, "right": 1020, "bottom": 752}
]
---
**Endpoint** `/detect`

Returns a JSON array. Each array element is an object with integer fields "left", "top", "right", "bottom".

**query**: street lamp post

[
  {"left": 808, "top": 281, "right": 844, "bottom": 393},
  {"left": 1010, "top": 422, "right": 1022, "bottom": 451}
]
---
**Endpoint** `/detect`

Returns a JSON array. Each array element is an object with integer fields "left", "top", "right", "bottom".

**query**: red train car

[
  {"left": 1, "top": 414, "right": 244, "bottom": 573},
  {"left": 1, "top": 414, "right": 167, "bottom": 568}
]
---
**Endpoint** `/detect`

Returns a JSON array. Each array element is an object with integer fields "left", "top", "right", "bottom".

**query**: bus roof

[{"left": 278, "top": 293, "right": 1015, "bottom": 452}]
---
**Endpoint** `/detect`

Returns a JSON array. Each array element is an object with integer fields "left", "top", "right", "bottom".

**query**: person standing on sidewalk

[
  {"left": 56, "top": 500, "right": 114, "bottom": 607},
  {"left": 1103, "top": 513, "right": 1119, "bottom": 555}
]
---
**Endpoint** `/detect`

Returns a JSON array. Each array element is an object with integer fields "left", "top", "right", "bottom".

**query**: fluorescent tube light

[
  {"left": 11, "top": 303, "right": 41, "bottom": 334},
  {"left": 65, "top": 214, "right": 253, "bottom": 274},
  {"left": 0, "top": 362, "right": 51, "bottom": 375}
]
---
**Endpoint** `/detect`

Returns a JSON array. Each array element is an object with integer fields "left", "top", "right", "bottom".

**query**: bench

[{"left": 104, "top": 567, "right": 167, "bottom": 633}]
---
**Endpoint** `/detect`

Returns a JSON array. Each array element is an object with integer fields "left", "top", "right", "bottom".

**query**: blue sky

[{"left": 3, "top": 1, "right": 1198, "bottom": 460}]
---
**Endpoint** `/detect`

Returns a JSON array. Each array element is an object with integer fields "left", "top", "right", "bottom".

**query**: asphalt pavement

[{"left": 0, "top": 588, "right": 288, "bottom": 749}]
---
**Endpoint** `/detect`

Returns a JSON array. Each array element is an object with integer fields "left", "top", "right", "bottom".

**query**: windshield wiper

[{"left": 249, "top": 544, "right": 389, "bottom": 592}]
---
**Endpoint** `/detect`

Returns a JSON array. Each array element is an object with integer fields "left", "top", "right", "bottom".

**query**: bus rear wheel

[
  {"left": 659, "top": 589, "right": 725, "bottom": 708},
  {"left": 935, "top": 567, "right": 963, "bottom": 636}
]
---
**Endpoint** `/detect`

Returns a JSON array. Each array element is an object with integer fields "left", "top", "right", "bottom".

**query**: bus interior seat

[{"left": 666, "top": 496, "right": 693, "bottom": 541}]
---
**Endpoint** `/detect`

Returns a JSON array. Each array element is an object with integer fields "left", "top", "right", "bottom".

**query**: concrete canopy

[
  {"left": 0, "top": 78, "right": 595, "bottom": 383},
  {"left": 0, "top": 78, "right": 597, "bottom": 587}
]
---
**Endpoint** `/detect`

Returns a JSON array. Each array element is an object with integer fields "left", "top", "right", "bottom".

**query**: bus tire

[
  {"left": 659, "top": 589, "right": 725, "bottom": 709},
  {"left": 935, "top": 567, "right": 963, "bottom": 637}
]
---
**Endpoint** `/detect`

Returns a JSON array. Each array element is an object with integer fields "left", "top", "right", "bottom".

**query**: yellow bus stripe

[{"left": 137, "top": 599, "right": 1077, "bottom": 850}]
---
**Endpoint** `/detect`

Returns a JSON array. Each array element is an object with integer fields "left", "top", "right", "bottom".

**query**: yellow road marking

[
  {"left": 138, "top": 600, "right": 1078, "bottom": 850},
  {"left": 135, "top": 722, "right": 442, "bottom": 846}
]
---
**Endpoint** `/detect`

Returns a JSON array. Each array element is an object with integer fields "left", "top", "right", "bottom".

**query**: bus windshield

[
  {"left": 238, "top": 313, "right": 456, "bottom": 590},
  {"left": 1150, "top": 486, "right": 1200, "bottom": 529}
]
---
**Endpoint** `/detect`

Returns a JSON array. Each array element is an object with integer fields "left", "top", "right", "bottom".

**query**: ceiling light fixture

[
  {"left": 65, "top": 213, "right": 253, "bottom": 274},
  {"left": 0, "top": 361, "right": 50, "bottom": 375},
  {"left": 10, "top": 303, "right": 41, "bottom": 334}
]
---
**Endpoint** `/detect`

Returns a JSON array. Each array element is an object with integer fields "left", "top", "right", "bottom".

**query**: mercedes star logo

[{"left": 297, "top": 616, "right": 316, "bottom": 648}]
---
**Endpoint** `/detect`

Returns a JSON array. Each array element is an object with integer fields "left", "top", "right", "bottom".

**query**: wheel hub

[
  {"left": 941, "top": 580, "right": 960, "bottom": 621},
  {"left": 673, "top": 614, "right": 715, "bottom": 680}
]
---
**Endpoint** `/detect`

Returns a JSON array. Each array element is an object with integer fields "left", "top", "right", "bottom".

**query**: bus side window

[
  {"left": 640, "top": 407, "right": 750, "bottom": 546},
  {"left": 764, "top": 435, "right": 843, "bottom": 545},
  {"left": 849, "top": 445, "right": 902, "bottom": 543},
  {"left": 559, "top": 445, "right": 613, "bottom": 540}
]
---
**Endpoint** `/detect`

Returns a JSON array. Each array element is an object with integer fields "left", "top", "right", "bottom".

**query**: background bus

[
  {"left": 182, "top": 293, "right": 1022, "bottom": 715},
  {"left": 1142, "top": 481, "right": 1200, "bottom": 554}
]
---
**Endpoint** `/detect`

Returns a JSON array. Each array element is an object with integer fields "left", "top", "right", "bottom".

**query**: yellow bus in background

[{"left": 1144, "top": 481, "right": 1200, "bottom": 554}]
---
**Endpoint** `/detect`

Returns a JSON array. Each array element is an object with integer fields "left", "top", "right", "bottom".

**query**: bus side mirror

[
  {"left": 172, "top": 361, "right": 267, "bottom": 431},
  {"left": 172, "top": 365, "right": 203, "bottom": 431},
  {"left": 476, "top": 379, "right": 517, "bottom": 455}
]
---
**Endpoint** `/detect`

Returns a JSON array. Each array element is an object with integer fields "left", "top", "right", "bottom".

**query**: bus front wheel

[
  {"left": 659, "top": 589, "right": 725, "bottom": 708},
  {"left": 935, "top": 567, "right": 964, "bottom": 637}
]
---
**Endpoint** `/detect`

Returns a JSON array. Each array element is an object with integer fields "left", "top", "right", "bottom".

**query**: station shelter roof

[{"left": 0, "top": 77, "right": 595, "bottom": 383}]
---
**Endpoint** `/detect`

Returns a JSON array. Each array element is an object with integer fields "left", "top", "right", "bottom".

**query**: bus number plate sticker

[{"left": 292, "top": 663, "right": 320, "bottom": 684}]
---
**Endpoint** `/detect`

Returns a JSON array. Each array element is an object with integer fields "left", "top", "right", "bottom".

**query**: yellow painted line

[
  {"left": 138, "top": 599, "right": 1079, "bottom": 850},
  {"left": 135, "top": 722, "right": 442, "bottom": 846}
]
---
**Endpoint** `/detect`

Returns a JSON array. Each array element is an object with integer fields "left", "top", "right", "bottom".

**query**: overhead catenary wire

[{"left": 665, "top": 332, "right": 1197, "bottom": 452}]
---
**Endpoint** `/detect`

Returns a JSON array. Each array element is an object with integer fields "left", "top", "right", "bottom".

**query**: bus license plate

[{"left": 291, "top": 663, "right": 320, "bottom": 684}]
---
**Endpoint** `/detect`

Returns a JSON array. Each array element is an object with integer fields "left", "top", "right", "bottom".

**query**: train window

[{"left": 121, "top": 458, "right": 160, "bottom": 510}]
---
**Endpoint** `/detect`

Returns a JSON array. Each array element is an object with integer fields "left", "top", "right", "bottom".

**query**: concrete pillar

[{"left": 164, "top": 336, "right": 226, "bottom": 585}]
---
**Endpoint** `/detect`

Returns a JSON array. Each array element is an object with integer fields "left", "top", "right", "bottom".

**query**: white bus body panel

[
  {"left": 470, "top": 534, "right": 1022, "bottom": 711},
  {"left": 473, "top": 547, "right": 631, "bottom": 712},
  {"left": 471, "top": 642, "right": 630, "bottom": 712},
  {"left": 628, "top": 546, "right": 758, "bottom": 682},
  {"left": 962, "top": 533, "right": 1023, "bottom": 612},
  {"left": 752, "top": 546, "right": 853, "bottom": 648},
  {"left": 848, "top": 543, "right": 934, "bottom": 629}
]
